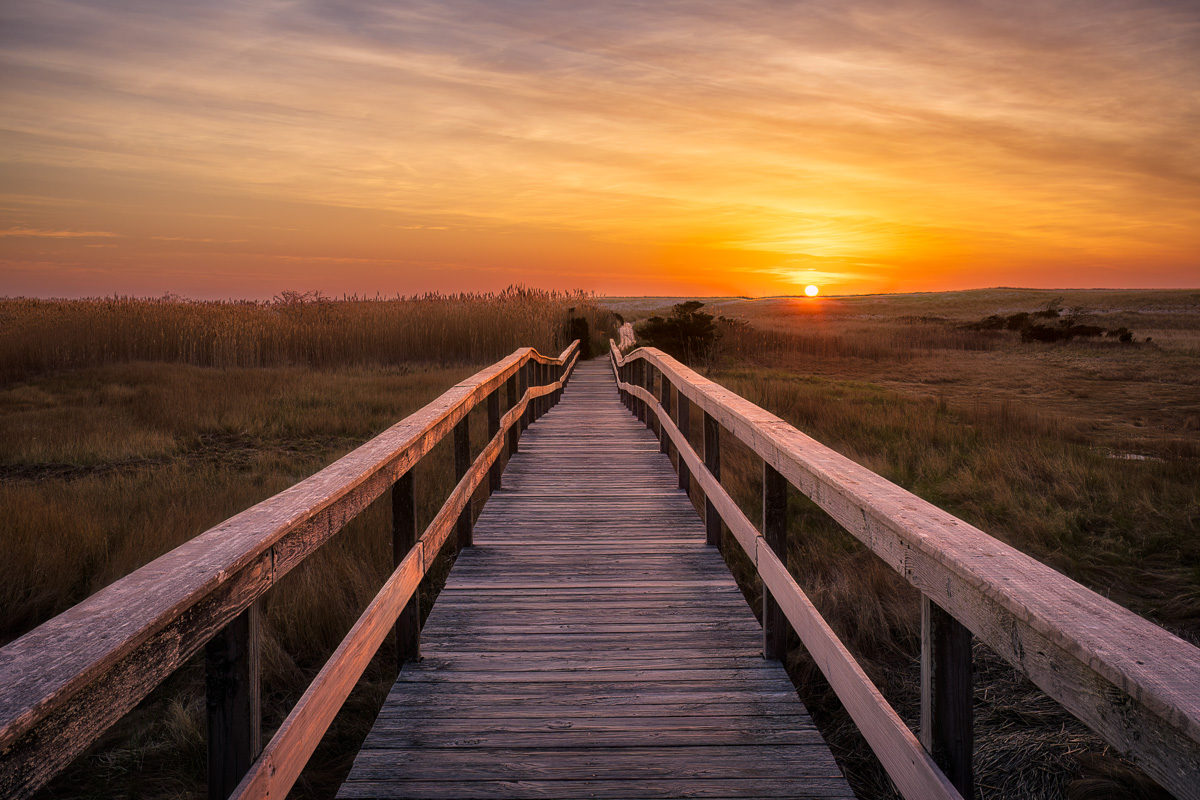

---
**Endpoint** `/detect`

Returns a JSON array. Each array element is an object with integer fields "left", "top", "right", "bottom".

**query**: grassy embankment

[
  {"left": 0, "top": 288, "right": 616, "bottom": 800},
  {"left": 610, "top": 288, "right": 1200, "bottom": 799}
]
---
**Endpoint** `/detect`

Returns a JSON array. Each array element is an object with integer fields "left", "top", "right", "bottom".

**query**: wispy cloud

[
  {"left": 1, "top": 0, "right": 1197, "bottom": 295},
  {"left": 0, "top": 228, "right": 118, "bottom": 238}
]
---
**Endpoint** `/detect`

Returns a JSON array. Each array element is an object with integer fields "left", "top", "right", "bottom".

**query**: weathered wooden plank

[
  {"left": 339, "top": 778, "right": 856, "bottom": 800},
  {"left": 364, "top": 729, "right": 819, "bottom": 749},
  {"left": 374, "top": 702, "right": 809, "bottom": 720},
  {"left": 346, "top": 745, "right": 844, "bottom": 779},
  {"left": 366, "top": 712, "right": 814, "bottom": 731},
  {"left": 339, "top": 361, "right": 851, "bottom": 800}
]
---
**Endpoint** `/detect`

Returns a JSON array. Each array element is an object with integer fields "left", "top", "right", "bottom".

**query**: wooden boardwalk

[{"left": 338, "top": 360, "right": 853, "bottom": 800}]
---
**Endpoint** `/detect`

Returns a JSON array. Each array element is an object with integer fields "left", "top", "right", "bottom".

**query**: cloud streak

[{"left": 1, "top": 0, "right": 1197, "bottom": 296}]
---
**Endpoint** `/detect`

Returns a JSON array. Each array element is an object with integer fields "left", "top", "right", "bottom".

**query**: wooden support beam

[
  {"left": 677, "top": 392, "right": 691, "bottom": 495},
  {"left": 505, "top": 375, "right": 518, "bottom": 455},
  {"left": 659, "top": 374, "right": 671, "bottom": 455},
  {"left": 651, "top": 367, "right": 660, "bottom": 434},
  {"left": 520, "top": 362, "right": 530, "bottom": 432},
  {"left": 205, "top": 602, "right": 261, "bottom": 800},
  {"left": 392, "top": 472, "right": 419, "bottom": 667},
  {"left": 704, "top": 411, "right": 721, "bottom": 548},
  {"left": 540, "top": 362, "right": 548, "bottom": 417},
  {"left": 454, "top": 417, "right": 472, "bottom": 550},
  {"left": 921, "top": 596, "right": 974, "bottom": 799},
  {"left": 487, "top": 390, "right": 501, "bottom": 493},
  {"left": 762, "top": 463, "right": 789, "bottom": 661},
  {"left": 633, "top": 361, "right": 644, "bottom": 422}
]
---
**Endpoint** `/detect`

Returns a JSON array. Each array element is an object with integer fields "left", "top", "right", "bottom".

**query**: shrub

[{"left": 634, "top": 300, "right": 720, "bottom": 364}]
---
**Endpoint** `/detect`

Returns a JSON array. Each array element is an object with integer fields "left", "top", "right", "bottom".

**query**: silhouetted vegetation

[
  {"left": 966, "top": 298, "right": 1138, "bottom": 344},
  {"left": 564, "top": 311, "right": 592, "bottom": 359},
  {"left": 633, "top": 300, "right": 721, "bottom": 364}
]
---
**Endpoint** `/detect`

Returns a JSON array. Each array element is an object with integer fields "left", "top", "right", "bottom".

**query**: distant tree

[{"left": 634, "top": 301, "right": 719, "bottom": 364}]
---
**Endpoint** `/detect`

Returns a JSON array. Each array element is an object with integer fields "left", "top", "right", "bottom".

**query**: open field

[
  {"left": 609, "top": 288, "right": 1199, "bottom": 798},
  {"left": 0, "top": 290, "right": 616, "bottom": 799}
]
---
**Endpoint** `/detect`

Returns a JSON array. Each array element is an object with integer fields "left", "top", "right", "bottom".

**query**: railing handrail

[
  {"left": 0, "top": 340, "right": 580, "bottom": 799},
  {"left": 611, "top": 341, "right": 1200, "bottom": 800}
]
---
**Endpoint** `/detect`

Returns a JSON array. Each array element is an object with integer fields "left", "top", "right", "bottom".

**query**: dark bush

[
  {"left": 565, "top": 315, "right": 592, "bottom": 359},
  {"left": 635, "top": 301, "right": 720, "bottom": 364},
  {"left": 1005, "top": 312, "right": 1030, "bottom": 330}
]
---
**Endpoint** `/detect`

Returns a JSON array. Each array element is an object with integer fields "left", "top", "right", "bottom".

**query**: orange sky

[{"left": 2, "top": 1, "right": 1197, "bottom": 299}]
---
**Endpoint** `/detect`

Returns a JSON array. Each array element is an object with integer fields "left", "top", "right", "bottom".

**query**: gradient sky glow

[{"left": 2, "top": 1, "right": 1198, "bottom": 298}]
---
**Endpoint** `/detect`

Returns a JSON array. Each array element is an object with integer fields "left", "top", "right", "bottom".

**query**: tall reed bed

[{"left": 0, "top": 287, "right": 615, "bottom": 383}]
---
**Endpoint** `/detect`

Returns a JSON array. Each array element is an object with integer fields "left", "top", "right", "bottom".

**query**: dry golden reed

[{"left": 0, "top": 286, "right": 614, "bottom": 383}]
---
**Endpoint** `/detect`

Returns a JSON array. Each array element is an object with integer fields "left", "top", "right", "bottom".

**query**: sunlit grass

[{"left": 651, "top": 289, "right": 1200, "bottom": 799}]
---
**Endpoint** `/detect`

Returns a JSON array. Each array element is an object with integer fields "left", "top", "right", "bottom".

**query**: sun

[{"left": 804, "top": 285, "right": 819, "bottom": 297}]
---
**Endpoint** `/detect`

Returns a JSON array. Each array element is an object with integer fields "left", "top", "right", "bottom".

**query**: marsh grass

[
  {"left": 701, "top": 368, "right": 1196, "bottom": 797},
  {"left": 0, "top": 287, "right": 615, "bottom": 384},
  {"left": 638, "top": 293, "right": 1190, "bottom": 800},
  {"left": 3, "top": 290, "right": 616, "bottom": 799},
  {"left": 620, "top": 289, "right": 1200, "bottom": 797}
]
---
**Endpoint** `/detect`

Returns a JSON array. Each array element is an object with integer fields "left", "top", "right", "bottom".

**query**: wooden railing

[
  {"left": 611, "top": 341, "right": 1200, "bottom": 800},
  {"left": 0, "top": 341, "right": 581, "bottom": 800}
]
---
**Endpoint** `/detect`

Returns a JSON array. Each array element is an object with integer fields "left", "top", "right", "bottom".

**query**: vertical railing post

[
  {"left": 921, "top": 596, "right": 974, "bottom": 798},
  {"left": 628, "top": 360, "right": 638, "bottom": 421},
  {"left": 646, "top": 365, "right": 658, "bottom": 435},
  {"left": 539, "top": 362, "right": 547, "bottom": 417},
  {"left": 628, "top": 360, "right": 637, "bottom": 417},
  {"left": 622, "top": 363, "right": 630, "bottom": 410},
  {"left": 533, "top": 361, "right": 542, "bottom": 419},
  {"left": 762, "top": 463, "right": 789, "bottom": 660},
  {"left": 487, "top": 388, "right": 501, "bottom": 494},
  {"left": 649, "top": 366, "right": 658, "bottom": 434},
  {"left": 506, "top": 374, "right": 518, "bottom": 455},
  {"left": 520, "top": 359, "right": 531, "bottom": 432},
  {"left": 677, "top": 392, "right": 691, "bottom": 494},
  {"left": 393, "top": 470, "right": 419, "bottom": 667},
  {"left": 703, "top": 411, "right": 721, "bottom": 548},
  {"left": 637, "top": 361, "right": 647, "bottom": 424},
  {"left": 659, "top": 373, "right": 671, "bottom": 455},
  {"left": 454, "top": 415, "right": 472, "bottom": 550},
  {"left": 205, "top": 602, "right": 261, "bottom": 800}
]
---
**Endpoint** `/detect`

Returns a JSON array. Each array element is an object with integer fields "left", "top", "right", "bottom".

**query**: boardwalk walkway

[{"left": 338, "top": 360, "right": 853, "bottom": 799}]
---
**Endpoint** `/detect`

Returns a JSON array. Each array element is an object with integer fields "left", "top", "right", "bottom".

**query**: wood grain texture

[
  {"left": 337, "top": 360, "right": 854, "bottom": 800},
  {"left": 612, "top": 342, "right": 1200, "bottom": 800},
  {"left": 0, "top": 342, "right": 579, "bottom": 800}
]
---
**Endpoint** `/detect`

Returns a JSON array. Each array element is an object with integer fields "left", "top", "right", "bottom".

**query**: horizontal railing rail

[
  {"left": 610, "top": 341, "right": 1200, "bottom": 800},
  {"left": 0, "top": 340, "right": 580, "bottom": 800}
]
